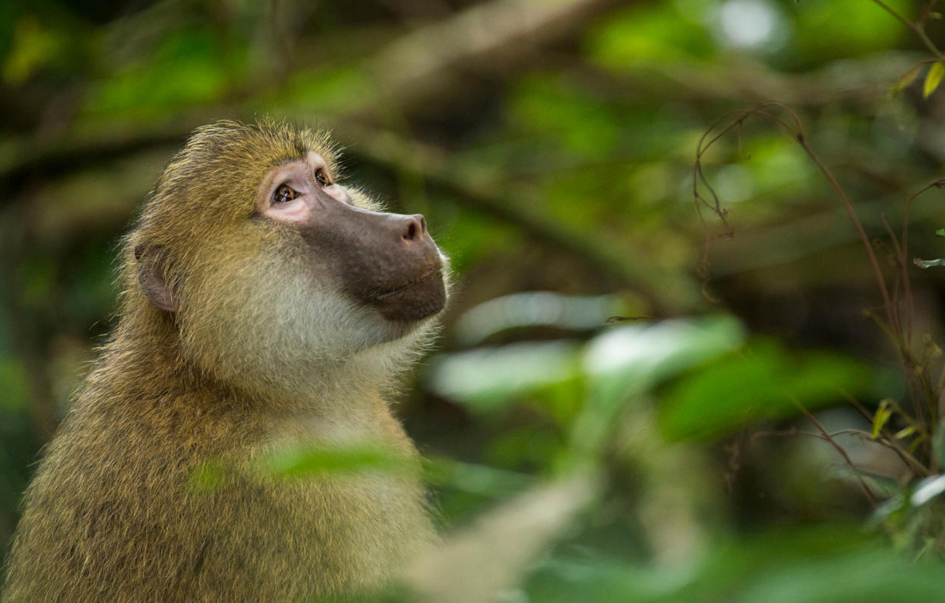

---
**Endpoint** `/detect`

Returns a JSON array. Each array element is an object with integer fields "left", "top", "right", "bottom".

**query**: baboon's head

[{"left": 125, "top": 120, "right": 448, "bottom": 395}]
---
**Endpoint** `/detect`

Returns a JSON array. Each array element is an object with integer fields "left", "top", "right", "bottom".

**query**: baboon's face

[
  {"left": 136, "top": 125, "right": 449, "bottom": 389},
  {"left": 256, "top": 151, "right": 446, "bottom": 327}
]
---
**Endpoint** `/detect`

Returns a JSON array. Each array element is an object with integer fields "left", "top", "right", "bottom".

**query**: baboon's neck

[{"left": 97, "top": 307, "right": 389, "bottom": 422}]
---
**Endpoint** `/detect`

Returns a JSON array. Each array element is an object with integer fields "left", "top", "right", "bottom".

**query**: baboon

[{"left": 2, "top": 120, "right": 447, "bottom": 602}]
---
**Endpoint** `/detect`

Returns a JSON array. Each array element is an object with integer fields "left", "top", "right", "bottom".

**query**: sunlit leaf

[
  {"left": 570, "top": 316, "right": 745, "bottom": 458},
  {"left": 871, "top": 399, "right": 892, "bottom": 439},
  {"left": 924, "top": 62, "right": 945, "bottom": 98},
  {"left": 425, "top": 341, "right": 583, "bottom": 413},
  {"left": 892, "top": 426, "right": 915, "bottom": 439},
  {"left": 453, "top": 292, "right": 628, "bottom": 346},
  {"left": 910, "top": 474, "right": 945, "bottom": 506},
  {"left": 583, "top": 315, "right": 746, "bottom": 397}
]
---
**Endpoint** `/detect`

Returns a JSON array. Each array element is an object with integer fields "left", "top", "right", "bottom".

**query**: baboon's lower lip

[{"left": 374, "top": 268, "right": 442, "bottom": 301}]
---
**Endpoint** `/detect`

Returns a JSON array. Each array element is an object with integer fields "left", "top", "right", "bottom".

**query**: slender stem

[
  {"left": 871, "top": 0, "right": 945, "bottom": 60},
  {"left": 793, "top": 400, "right": 880, "bottom": 506}
]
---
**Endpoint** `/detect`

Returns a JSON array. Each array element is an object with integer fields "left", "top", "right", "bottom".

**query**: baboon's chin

[{"left": 370, "top": 270, "right": 447, "bottom": 323}]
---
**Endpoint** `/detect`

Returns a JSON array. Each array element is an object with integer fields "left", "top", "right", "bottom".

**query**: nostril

[
  {"left": 403, "top": 219, "right": 419, "bottom": 241},
  {"left": 401, "top": 214, "right": 428, "bottom": 241}
]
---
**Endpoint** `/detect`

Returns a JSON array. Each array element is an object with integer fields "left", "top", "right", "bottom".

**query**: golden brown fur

[{"left": 2, "top": 121, "right": 439, "bottom": 602}]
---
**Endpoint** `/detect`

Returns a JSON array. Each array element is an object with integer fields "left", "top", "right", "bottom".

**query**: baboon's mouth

[{"left": 374, "top": 267, "right": 442, "bottom": 301}]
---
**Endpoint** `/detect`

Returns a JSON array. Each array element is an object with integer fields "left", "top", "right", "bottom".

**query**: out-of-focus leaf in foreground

[
  {"left": 525, "top": 526, "right": 943, "bottom": 603},
  {"left": 659, "top": 343, "right": 873, "bottom": 442},
  {"left": 261, "top": 443, "right": 416, "bottom": 479}
]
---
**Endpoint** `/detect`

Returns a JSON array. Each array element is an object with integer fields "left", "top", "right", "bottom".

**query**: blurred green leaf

[
  {"left": 583, "top": 315, "right": 746, "bottom": 403},
  {"left": 2, "top": 16, "right": 60, "bottom": 84},
  {"left": 261, "top": 443, "right": 414, "bottom": 479},
  {"left": 424, "top": 456, "right": 535, "bottom": 497},
  {"left": 508, "top": 76, "right": 621, "bottom": 160},
  {"left": 271, "top": 67, "right": 372, "bottom": 114},
  {"left": 586, "top": 3, "right": 715, "bottom": 69},
  {"left": 659, "top": 342, "right": 873, "bottom": 441},
  {"left": 0, "top": 357, "right": 29, "bottom": 411},
  {"left": 526, "top": 527, "right": 932, "bottom": 603},
  {"left": 453, "top": 292, "right": 628, "bottom": 346},
  {"left": 425, "top": 341, "right": 583, "bottom": 414},
  {"left": 83, "top": 27, "right": 244, "bottom": 119},
  {"left": 793, "top": 0, "right": 909, "bottom": 62}
]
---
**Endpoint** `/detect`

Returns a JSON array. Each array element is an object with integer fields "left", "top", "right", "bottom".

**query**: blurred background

[{"left": 4, "top": 0, "right": 945, "bottom": 600}]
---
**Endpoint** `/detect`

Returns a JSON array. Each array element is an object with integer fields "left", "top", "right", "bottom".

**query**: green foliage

[
  {"left": 83, "top": 26, "right": 245, "bottom": 120},
  {"left": 587, "top": 2, "right": 716, "bottom": 69},
  {"left": 791, "top": 0, "right": 910, "bottom": 62},
  {"left": 659, "top": 342, "right": 874, "bottom": 441},
  {"left": 526, "top": 527, "right": 945, "bottom": 603},
  {"left": 0, "top": 357, "right": 29, "bottom": 412}
]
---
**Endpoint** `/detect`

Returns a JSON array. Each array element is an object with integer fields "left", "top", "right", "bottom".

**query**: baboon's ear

[{"left": 134, "top": 244, "right": 179, "bottom": 312}]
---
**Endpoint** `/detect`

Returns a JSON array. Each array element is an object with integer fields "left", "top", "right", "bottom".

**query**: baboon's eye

[
  {"left": 274, "top": 184, "right": 298, "bottom": 204},
  {"left": 315, "top": 169, "right": 332, "bottom": 186}
]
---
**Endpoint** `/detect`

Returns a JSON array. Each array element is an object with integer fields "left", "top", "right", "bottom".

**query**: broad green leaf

[
  {"left": 583, "top": 315, "right": 746, "bottom": 400},
  {"left": 924, "top": 62, "right": 945, "bottom": 98},
  {"left": 736, "top": 551, "right": 945, "bottom": 603},
  {"left": 527, "top": 527, "right": 893, "bottom": 603},
  {"left": 659, "top": 343, "right": 872, "bottom": 442},
  {"left": 569, "top": 316, "right": 745, "bottom": 459}
]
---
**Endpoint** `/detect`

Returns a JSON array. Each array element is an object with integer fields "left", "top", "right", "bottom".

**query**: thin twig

[
  {"left": 870, "top": 0, "right": 945, "bottom": 60},
  {"left": 793, "top": 401, "right": 880, "bottom": 506}
]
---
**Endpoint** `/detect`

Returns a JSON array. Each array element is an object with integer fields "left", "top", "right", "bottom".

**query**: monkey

[{"left": 1, "top": 120, "right": 448, "bottom": 603}]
